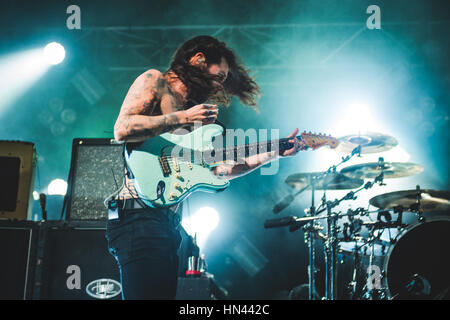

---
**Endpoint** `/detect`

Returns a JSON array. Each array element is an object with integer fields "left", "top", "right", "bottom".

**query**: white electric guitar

[{"left": 125, "top": 124, "right": 339, "bottom": 208}]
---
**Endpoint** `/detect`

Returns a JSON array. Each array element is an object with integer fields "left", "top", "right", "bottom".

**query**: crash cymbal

[
  {"left": 335, "top": 132, "right": 398, "bottom": 154},
  {"left": 369, "top": 189, "right": 450, "bottom": 212},
  {"left": 285, "top": 172, "right": 364, "bottom": 190},
  {"left": 340, "top": 162, "right": 424, "bottom": 180}
]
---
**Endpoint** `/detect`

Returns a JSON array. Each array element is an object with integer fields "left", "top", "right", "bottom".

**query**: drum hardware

[
  {"left": 267, "top": 149, "right": 388, "bottom": 300},
  {"left": 271, "top": 145, "right": 363, "bottom": 300},
  {"left": 301, "top": 146, "right": 364, "bottom": 300},
  {"left": 274, "top": 145, "right": 365, "bottom": 215},
  {"left": 267, "top": 129, "right": 449, "bottom": 300}
]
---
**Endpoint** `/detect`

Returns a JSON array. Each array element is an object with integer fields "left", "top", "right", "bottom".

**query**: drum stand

[
  {"left": 302, "top": 146, "right": 363, "bottom": 300},
  {"left": 265, "top": 149, "right": 390, "bottom": 300},
  {"left": 314, "top": 165, "right": 386, "bottom": 300},
  {"left": 305, "top": 176, "right": 317, "bottom": 300}
]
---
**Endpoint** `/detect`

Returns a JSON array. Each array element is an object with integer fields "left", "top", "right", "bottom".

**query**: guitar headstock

[{"left": 300, "top": 131, "right": 339, "bottom": 150}]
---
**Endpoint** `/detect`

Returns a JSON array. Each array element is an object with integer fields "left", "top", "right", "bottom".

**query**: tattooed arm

[
  {"left": 211, "top": 128, "right": 303, "bottom": 180},
  {"left": 114, "top": 69, "right": 220, "bottom": 143},
  {"left": 211, "top": 151, "right": 279, "bottom": 180},
  {"left": 113, "top": 69, "right": 188, "bottom": 143}
]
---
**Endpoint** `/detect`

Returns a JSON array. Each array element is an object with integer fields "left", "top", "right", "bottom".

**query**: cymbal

[
  {"left": 335, "top": 132, "right": 398, "bottom": 154},
  {"left": 369, "top": 189, "right": 450, "bottom": 212},
  {"left": 285, "top": 172, "right": 364, "bottom": 190},
  {"left": 340, "top": 162, "right": 424, "bottom": 180}
]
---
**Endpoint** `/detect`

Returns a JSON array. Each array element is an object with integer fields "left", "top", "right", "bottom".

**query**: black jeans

[{"left": 105, "top": 207, "right": 182, "bottom": 300}]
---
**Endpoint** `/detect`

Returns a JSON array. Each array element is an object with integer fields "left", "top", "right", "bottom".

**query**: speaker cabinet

[
  {"left": 64, "top": 138, "right": 124, "bottom": 220},
  {"left": 0, "top": 221, "right": 39, "bottom": 299},
  {"left": 36, "top": 221, "right": 121, "bottom": 300},
  {"left": 0, "top": 141, "right": 36, "bottom": 220}
]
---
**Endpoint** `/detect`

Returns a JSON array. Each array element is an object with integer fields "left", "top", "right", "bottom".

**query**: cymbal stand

[
  {"left": 305, "top": 175, "right": 317, "bottom": 300},
  {"left": 362, "top": 223, "right": 388, "bottom": 300},
  {"left": 318, "top": 171, "right": 386, "bottom": 300},
  {"left": 303, "top": 146, "right": 362, "bottom": 300},
  {"left": 324, "top": 195, "right": 339, "bottom": 300},
  {"left": 415, "top": 185, "right": 425, "bottom": 222}
]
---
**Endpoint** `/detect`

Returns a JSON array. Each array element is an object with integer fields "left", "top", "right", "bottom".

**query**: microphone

[
  {"left": 264, "top": 216, "right": 298, "bottom": 229},
  {"left": 39, "top": 193, "right": 47, "bottom": 220},
  {"left": 273, "top": 194, "right": 295, "bottom": 214}
]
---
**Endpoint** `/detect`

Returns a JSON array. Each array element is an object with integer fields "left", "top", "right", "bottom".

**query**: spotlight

[
  {"left": 43, "top": 42, "right": 65, "bottom": 65},
  {"left": 182, "top": 206, "right": 220, "bottom": 249},
  {"left": 47, "top": 179, "right": 68, "bottom": 196}
]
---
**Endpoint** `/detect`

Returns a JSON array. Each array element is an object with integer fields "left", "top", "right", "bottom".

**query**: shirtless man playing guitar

[{"left": 107, "top": 35, "right": 305, "bottom": 300}]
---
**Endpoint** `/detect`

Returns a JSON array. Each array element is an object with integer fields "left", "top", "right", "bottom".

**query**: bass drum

[{"left": 383, "top": 216, "right": 450, "bottom": 300}]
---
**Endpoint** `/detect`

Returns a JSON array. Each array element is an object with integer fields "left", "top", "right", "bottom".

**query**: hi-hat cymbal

[
  {"left": 285, "top": 172, "right": 364, "bottom": 190},
  {"left": 369, "top": 189, "right": 450, "bottom": 212},
  {"left": 340, "top": 162, "right": 424, "bottom": 180},
  {"left": 335, "top": 132, "right": 398, "bottom": 154}
]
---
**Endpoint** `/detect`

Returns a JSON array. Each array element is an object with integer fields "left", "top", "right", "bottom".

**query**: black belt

[
  {"left": 108, "top": 198, "right": 181, "bottom": 227},
  {"left": 123, "top": 198, "right": 146, "bottom": 210}
]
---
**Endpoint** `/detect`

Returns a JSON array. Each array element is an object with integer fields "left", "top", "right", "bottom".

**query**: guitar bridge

[{"left": 158, "top": 156, "right": 172, "bottom": 177}]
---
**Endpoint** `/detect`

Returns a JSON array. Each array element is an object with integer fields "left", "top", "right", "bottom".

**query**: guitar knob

[
  {"left": 174, "top": 182, "right": 181, "bottom": 189},
  {"left": 175, "top": 173, "right": 182, "bottom": 179}
]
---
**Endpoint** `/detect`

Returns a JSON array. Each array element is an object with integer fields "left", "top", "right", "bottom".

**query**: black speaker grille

[{"left": 68, "top": 140, "right": 124, "bottom": 220}]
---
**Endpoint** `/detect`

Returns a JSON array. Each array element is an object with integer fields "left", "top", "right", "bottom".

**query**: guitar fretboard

[{"left": 202, "top": 136, "right": 304, "bottom": 164}]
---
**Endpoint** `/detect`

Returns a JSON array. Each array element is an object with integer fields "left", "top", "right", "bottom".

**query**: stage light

[
  {"left": 33, "top": 191, "right": 39, "bottom": 201},
  {"left": 43, "top": 42, "right": 65, "bottom": 65},
  {"left": 0, "top": 49, "right": 50, "bottom": 113},
  {"left": 333, "top": 102, "right": 386, "bottom": 137},
  {"left": 182, "top": 206, "right": 220, "bottom": 249},
  {"left": 47, "top": 179, "right": 68, "bottom": 196}
]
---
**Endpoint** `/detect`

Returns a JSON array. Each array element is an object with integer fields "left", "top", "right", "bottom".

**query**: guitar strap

[{"left": 122, "top": 143, "right": 135, "bottom": 179}]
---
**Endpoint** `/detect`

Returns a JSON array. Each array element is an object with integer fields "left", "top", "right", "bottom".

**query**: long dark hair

[{"left": 167, "top": 35, "right": 260, "bottom": 109}]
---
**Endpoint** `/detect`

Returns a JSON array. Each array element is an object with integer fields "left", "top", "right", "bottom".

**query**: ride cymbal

[{"left": 335, "top": 132, "right": 398, "bottom": 154}]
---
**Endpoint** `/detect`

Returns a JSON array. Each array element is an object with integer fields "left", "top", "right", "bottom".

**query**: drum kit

[{"left": 264, "top": 132, "right": 450, "bottom": 300}]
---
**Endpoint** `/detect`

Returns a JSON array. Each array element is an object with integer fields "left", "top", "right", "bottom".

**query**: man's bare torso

[{"left": 117, "top": 70, "right": 188, "bottom": 200}]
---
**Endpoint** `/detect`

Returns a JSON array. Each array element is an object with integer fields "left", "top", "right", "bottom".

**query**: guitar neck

[{"left": 204, "top": 136, "right": 303, "bottom": 163}]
